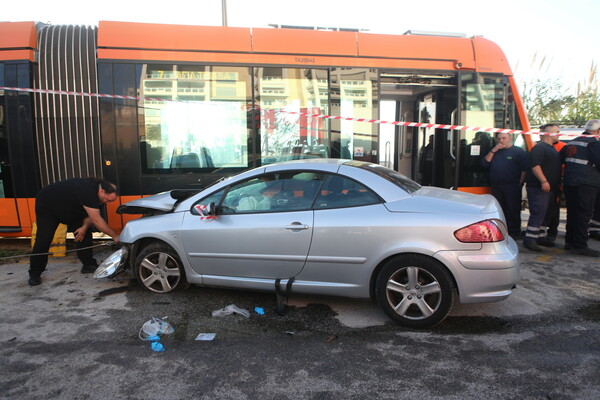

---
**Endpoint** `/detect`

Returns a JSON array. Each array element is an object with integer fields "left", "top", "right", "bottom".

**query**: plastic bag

[
  {"left": 151, "top": 342, "right": 165, "bottom": 352},
  {"left": 211, "top": 304, "right": 250, "bottom": 318},
  {"left": 139, "top": 317, "right": 175, "bottom": 340},
  {"left": 195, "top": 333, "right": 217, "bottom": 341}
]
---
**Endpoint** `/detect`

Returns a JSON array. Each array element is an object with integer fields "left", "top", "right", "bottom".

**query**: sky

[{"left": 4, "top": 0, "right": 599, "bottom": 94}]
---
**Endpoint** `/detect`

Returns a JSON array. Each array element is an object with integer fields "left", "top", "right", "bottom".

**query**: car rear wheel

[
  {"left": 134, "top": 242, "right": 186, "bottom": 294},
  {"left": 376, "top": 254, "right": 455, "bottom": 328}
]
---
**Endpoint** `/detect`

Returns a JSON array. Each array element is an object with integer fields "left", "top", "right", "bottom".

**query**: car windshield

[{"left": 347, "top": 161, "right": 421, "bottom": 194}]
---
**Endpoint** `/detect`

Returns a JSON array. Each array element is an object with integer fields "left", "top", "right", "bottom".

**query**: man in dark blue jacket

[
  {"left": 481, "top": 132, "right": 529, "bottom": 239},
  {"left": 561, "top": 119, "right": 600, "bottom": 257}
]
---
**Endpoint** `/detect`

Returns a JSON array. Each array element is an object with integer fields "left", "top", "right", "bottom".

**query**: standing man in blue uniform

[
  {"left": 28, "top": 177, "right": 120, "bottom": 286},
  {"left": 481, "top": 132, "right": 529, "bottom": 240},
  {"left": 561, "top": 119, "right": 600, "bottom": 257}
]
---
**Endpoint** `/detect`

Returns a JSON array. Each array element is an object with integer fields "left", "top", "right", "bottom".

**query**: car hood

[
  {"left": 385, "top": 186, "right": 499, "bottom": 215},
  {"left": 117, "top": 189, "right": 202, "bottom": 215},
  {"left": 117, "top": 191, "right": 177, "bottom": 214}
]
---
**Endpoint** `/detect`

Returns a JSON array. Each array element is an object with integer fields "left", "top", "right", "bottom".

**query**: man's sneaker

[
  {"left": 28, "top": 276, "right": 41, "bottom": 286},
  {"left": 81, "top": 264, "right": 98, "bottom": 274},
  {"left": 537, "top": 237, "right": 556, "bottom": 247},
  {"left": 570, "top": 247, "right": 600, "bottom": 257},
  {"left": 523, "top": 239, "right": 542, "bottom": 252}
]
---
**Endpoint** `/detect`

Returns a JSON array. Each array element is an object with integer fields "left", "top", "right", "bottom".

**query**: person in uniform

[
  {"left": 523, "top": 124, "right": 562, "bottom": 251},
  {"left": 561, "top": 119, "right": 600, "bottom": 257},
  {"left": 481, "top": 132, "right": 529, "bottom": 239}
]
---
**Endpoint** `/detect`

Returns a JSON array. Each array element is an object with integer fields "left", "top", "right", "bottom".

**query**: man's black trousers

[
  {"left": 564, "top": 184, "right": 599, "bottom": 250},
  {"left": 492, "top": 182, "right": 523, "bottom": 237},
  {"left": 28, "top": 204, "right": 96, "bottom": 279}
]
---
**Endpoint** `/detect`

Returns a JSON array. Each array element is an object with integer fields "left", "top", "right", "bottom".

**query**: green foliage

[{"left": 521, "top": 59, "right": 599, "bottom": 127}]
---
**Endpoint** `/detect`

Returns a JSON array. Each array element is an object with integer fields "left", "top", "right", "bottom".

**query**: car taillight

[{"left": 454, "top": 219, "right": 505, "bottom": 243}]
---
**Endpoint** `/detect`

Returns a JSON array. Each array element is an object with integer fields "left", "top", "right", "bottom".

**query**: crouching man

[{"left": 28, "top": 177, "right": 120, "bottom": 286}]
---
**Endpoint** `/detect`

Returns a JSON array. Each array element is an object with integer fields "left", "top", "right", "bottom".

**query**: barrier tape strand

[
  {"left": 0, "top": 241, "right": 115, "bottom": 261},
  {"left": 0, "top": 86, "right": 583, "bottom": 137}
]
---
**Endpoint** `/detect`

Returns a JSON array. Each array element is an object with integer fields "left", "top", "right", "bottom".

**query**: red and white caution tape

[
  {"left": 193, "top": 204, "right": 216, "bottom": 220},
  {"left": 0, "top": 86, "right": 579, "bottom": 137},
  {"left": 0, "top": 86, "right": 171, "bottom": 103}
]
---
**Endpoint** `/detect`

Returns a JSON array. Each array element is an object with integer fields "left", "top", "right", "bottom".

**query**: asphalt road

[{"left": 0, "top": 234, "right": 599, "bottom": 400}]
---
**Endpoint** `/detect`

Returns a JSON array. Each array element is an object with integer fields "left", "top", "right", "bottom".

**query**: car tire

[
  {"left": 375, "top": 254, "right": 455, "bottom": 328},
  {"left": 134, "top": 242, "right": 187, "bottom": 294}
]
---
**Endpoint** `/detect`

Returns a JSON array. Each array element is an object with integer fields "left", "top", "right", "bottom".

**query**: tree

[
  {"left": 519, "top": 58, "right": 599, "bottom": 126},
  {"left": 563, "top": 66, "right": 600, "bottom": 125},
  {"left": 522, "top": 78, "right": 572, "bottom": 126}
]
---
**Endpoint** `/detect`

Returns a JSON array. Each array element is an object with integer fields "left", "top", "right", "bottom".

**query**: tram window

[{"left": 139, "top": 65, "right": 252, "bottom": 173}]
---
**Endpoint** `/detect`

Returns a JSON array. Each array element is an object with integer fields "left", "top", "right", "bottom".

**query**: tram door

[{"left": 379, "top": 72, "right": 458, "bottom": 188}]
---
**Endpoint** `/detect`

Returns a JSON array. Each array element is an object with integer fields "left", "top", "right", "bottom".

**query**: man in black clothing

[
  {"left": 561, "top": 119, "right": 600, "bottom": 257},
  {"left": 28, "top": 177, "right": 120, "bottom": 286},
  {"left": 523, "top": 124, "right": 562, "bottom": 252}
]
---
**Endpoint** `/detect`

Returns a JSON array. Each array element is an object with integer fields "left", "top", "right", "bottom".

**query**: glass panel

[
  {"left": 221, "top": 171, "right": 325, "bottom": 214},
  {"left": 256, "top": 68, "right": 330, "bottom": 164},
  {"left": 139, "top": 65, "right": 251, "bottom": 173},
  {"left": 314, "top": 174, "right": 380, "bottom": 209},
  {"left": 193, "top": 188, "right": 226, "bottom": 213},
  {"left": 0, "top": 68, "right": 5, "bottom": 198},
  {"left": 459, "top": 73, "right": 505, "bottom": 187},
  {"left": 330, "top": 68, "right": 379, "bottom": 162},
  {"left": 349, "top": 160, "right": 421, "bottom": 194},
  {"left": 0, "top": 63, "right": 10, "bottom": 198},
  {"left": 0, "top": 63, "right": 8, "bottom": 198},
  {"left": 506, "top": 78, "right": 526, "bottom": 149}
]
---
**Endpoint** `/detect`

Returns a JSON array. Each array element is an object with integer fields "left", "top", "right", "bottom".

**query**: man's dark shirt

[
  {"left": 36, "top": 178, "right": 100, "bottom": 224},
  {"left": 481, "top": 145, "right": 529, "bottom": 185},
  {"left": 560, "top": 134, "right": 600, "bottom": 187},
  {"left": 526, "top": 141, "right": 561, "bottom": 191}
]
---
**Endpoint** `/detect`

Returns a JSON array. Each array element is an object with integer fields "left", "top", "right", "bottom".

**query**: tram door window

[
  {"left": 458, "top": 73, "right": 508, "bottom": 187},
  {"left": 329, "top": 68, "right": 378, "bottom": 163},
  {"left": 380, "top": 72, "right": 457, "bottom": 187}
]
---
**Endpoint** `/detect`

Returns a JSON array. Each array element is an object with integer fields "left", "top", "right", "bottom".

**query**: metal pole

[{"left": 222, "top": 0, "right": 228, "bottom": 26}]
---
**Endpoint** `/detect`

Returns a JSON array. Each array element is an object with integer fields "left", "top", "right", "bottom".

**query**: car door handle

[{"left": 285, "top": 222, "right": 309, "bottom": 231}]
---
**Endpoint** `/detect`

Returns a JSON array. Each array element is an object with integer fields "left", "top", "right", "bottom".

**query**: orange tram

[{"left": 0, "top": 21, "right": 531, "bottom": 237}]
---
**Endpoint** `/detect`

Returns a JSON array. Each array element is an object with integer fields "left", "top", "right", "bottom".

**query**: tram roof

[
  {"left": 0, "top": 21, "right": 37, "bottom": 61},
  {"left": 0, "top": 20, "right": 512, "bottom": 75},
  {"left": 95, "top": 21, "right": 512, "bottom": 75}
]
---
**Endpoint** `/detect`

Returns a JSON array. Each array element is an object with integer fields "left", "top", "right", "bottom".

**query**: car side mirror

[
  {"left": 192, "top": 202, "right": 217, "bottom": 217},
  {"left": 207, "top": 202, "right": 217, "bottom": 216}
]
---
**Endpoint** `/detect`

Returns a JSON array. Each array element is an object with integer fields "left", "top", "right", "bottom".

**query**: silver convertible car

[{"left": 96, "top": 159, "right": 519, "bottom": 328}]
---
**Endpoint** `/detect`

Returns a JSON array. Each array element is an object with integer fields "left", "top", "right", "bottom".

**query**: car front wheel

[
  {"left": 376, "top": 254, "right": 455, "bottom": 328},
  {"left": 134, "top": 242, "right": 186, "bottom": 294}
]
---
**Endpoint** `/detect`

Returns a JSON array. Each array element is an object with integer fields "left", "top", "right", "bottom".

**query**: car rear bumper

[{"left": 435, "top": 238, "right": 520, "bottom": 304}]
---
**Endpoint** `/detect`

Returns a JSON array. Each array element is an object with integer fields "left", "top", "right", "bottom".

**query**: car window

[
  {"left": 191, "top": 188, "right": 226, "bottom": 214},
  {"left": 346, "top": 160, "right": 421, "bottom": 194},
  {"left": 314, "top": 174, "right": 381, "bottom": 209},
  {"left": 220, "top": 171, "right": 325, "bottom": 214}
]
